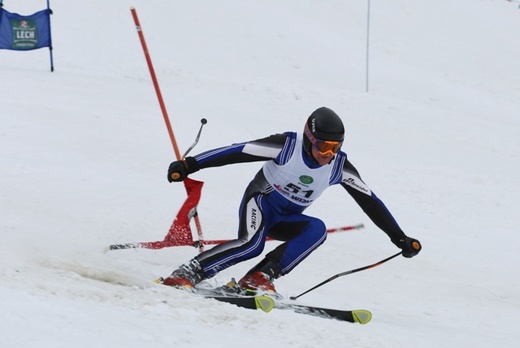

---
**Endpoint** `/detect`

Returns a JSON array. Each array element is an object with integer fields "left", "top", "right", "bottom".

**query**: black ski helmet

[{"left": 303, "top": 107, "right": 345, "bottom": 155}]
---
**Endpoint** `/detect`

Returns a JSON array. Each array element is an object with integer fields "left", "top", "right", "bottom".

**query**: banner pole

[
  {"left": 130, "top": 7, "right": 205, "bottom": 248},
  {"left": 365, "top": 0, "right": 371, "bottom": 92},
  {"left": 47, "top": 0, "right": 54, "bottom": 72}
]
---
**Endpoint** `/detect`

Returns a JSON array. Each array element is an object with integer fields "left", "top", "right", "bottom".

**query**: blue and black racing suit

[{"left": 186, "top": 131, "right": 407, "bottom": 279}]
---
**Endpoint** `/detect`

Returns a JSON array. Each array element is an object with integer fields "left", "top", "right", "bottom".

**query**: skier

[{"left": 162, "top": 107, "right": 421, "bottom": 293}]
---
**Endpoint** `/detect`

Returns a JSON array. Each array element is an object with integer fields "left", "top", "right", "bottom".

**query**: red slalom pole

[
  {"left": 193, "top": 223, "right": 365, "bottom": 248},
  {"left": 130, "top": 7, "right": 181, "bottom": 159},
  {"left": 130, "top": 7, "right": 205, "bottom": 247},
  {"left": 106, "top": 223, "right": 364, "bottom": 251}
]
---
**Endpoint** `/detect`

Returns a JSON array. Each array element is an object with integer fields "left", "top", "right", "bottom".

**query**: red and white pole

[{"left": 130, "top": 7, "right": 205, "bottom": 250}]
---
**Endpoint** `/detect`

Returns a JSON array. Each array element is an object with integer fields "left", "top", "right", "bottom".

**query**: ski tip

[
  {"left": 255, "top": 296, "right": 275, "bottom": 313},
  {"left": 352, "top": 310, "right": 372, "bottom": 324}
]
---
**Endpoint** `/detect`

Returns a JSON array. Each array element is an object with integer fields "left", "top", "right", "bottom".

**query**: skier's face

[{"left": 311, "top": 146, "right": 334, "bottom": 166}]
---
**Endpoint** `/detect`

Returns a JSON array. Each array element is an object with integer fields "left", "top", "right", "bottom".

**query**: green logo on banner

[
  {"left": 299, "top": 175, "right": 314, "bottom": 185},
  {"left": 10, "top": 19, "right": 39, "bottom": 49}
]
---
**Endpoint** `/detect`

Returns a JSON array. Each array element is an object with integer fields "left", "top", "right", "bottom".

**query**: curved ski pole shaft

[
  {"left": 182, "top": 118, "right": 207, "bottom": 159},
  {"left": 290, "top": 251, "right": 402, "bottom": 300}
]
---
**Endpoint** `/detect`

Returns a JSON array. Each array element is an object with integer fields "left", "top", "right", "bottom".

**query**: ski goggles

[{"left": 304, "top": 124, "right": 343, "bottom": 155}]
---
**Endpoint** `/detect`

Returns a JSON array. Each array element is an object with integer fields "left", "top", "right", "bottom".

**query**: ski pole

[
  {"left": 182, "top": 118, "right": 207, "bottom": 159},
  {"left": 290, "top": 251, "right": 402, "bottom": 300},
  {"left": 170, "top": 118, "right": 207, "bottom": 181}
]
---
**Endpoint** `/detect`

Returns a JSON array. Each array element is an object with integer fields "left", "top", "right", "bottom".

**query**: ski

[
  {"left": 196, "top": 283, "right": 371, "bottom": 323},
  {"left": 157, "top": 278, "right": 370, "bottom": 324},
  {"left": 205, "top": 295, "right": 371, "bottom": 324},
  {"left": 206, "top": 295, "right": 275, "bottom": 313},
  {"left": 274, "top": 302, "right": 372, "bottom": 324}
]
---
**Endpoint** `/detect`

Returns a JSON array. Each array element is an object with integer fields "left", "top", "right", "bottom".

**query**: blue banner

[{"left": 0, "top": 8, "right": 52, "bottom": 50}]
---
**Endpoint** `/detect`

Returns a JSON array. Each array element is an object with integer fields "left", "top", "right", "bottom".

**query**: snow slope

[{"left": 1, "top": 0, "right": 519, "bottom": 347}]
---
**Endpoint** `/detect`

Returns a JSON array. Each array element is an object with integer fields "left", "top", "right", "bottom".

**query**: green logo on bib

[{"left": 299, "top": 175, "right": 314, "bottom": 185}]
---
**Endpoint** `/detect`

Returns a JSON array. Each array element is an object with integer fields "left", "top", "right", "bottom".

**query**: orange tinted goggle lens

[{"left": 315, "top": 140, "right": 341, "bottom": 154}]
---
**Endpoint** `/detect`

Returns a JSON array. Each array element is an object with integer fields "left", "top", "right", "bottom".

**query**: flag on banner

[{"left": 0, "top": 7, "right": 52, "bottom": 50}]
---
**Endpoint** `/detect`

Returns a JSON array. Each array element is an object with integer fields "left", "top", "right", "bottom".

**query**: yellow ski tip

[
  {"left": 255, "top": 296, "right": 275, "bottom": 313},
  {"left": 352, "top": 310, "right": 372, "bottom": 324}
]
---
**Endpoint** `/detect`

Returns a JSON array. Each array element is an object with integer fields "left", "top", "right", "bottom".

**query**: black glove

[
  {"left": 393, "top": 236, "right": 422, "bottom": 258},
  {"left": 167, "top": 157, "right": 199, "bottom": 182}
]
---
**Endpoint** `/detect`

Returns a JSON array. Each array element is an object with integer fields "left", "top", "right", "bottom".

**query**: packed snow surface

[{"left": 1, "top": 1, "right": 519, "bottom": 347}]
